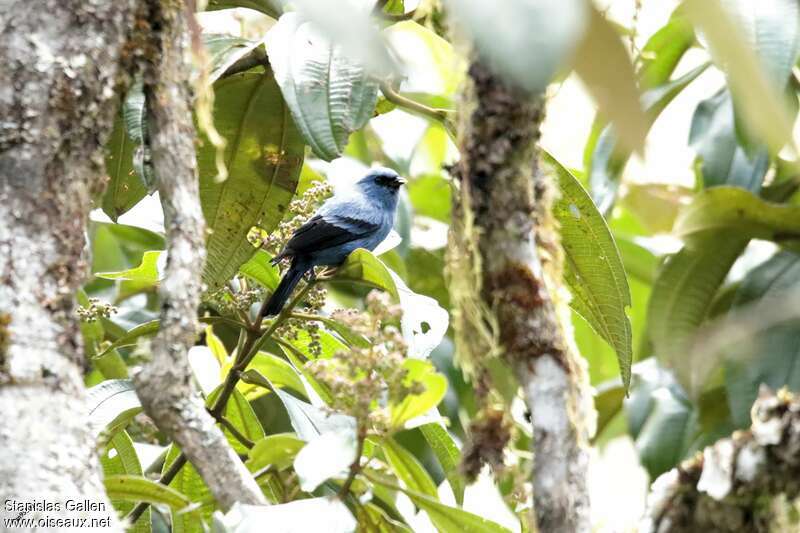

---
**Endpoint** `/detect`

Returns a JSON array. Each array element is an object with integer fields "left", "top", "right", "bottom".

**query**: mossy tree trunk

[{"left": 449, "top": 60, "right": 594, "bottom": 533}]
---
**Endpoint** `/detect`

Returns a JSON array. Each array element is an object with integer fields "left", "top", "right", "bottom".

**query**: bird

[{"left": 263, "top": 167, "right": 406, "bottom": 316}]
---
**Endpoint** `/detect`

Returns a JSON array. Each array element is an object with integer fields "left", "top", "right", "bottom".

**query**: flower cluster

[
  {"left": 250, "top": 181, "right": 333, "bottom": 257},
  {"left": 307, "top": 291, "right": 423, "bottom": 432},
  {"left": 76, "top": 298, "right": 117, "bottom": 323},
  {"left": 203, "top": 277, "right": 266, "bottom": 317},
  {"left": 276, "top": 283, "right": 328, "bottom": 356}
]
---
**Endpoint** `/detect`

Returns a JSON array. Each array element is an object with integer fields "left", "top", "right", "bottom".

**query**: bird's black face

[{"left": 360, "top": 168, "right": 407, "bottom": 191}]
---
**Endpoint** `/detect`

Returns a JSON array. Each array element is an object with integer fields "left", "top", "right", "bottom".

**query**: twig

[
  {"left": 127, "top": 453, "right": 188, "bottom": 525},
  {"left": 220, "top": 46, "right": 269, "bottom": 79},
  {"left": 379, "top": 82, "right": 457, "bottom": 140},
  {"left": 338, "top": 424, "right": 367, "bottom": 499},
  {"left": 218, "top": 415, "right": 256, "bottom": 449}
]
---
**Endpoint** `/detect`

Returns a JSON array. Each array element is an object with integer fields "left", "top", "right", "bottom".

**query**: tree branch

[
  {"left": 449, "top": 60, "right": 594, "bottom": 532},
  {"left": 379, "top": 82, "right": 457, "bottom": 140},
  {"left": 641, "top": 387, "right": 800, "bottom": 533},
  {"left": 0, "top": 1, "right": 138, "bottom": 529},
  {"left": 131, "top": 0, "right": 265, "bottom": 512}
]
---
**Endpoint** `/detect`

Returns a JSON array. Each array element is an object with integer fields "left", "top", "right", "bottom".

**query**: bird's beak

[{"left": 396, "top": 177, "right": 407, "bottom": 186}]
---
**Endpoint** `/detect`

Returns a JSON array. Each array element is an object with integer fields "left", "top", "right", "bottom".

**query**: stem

[
  {"left": 338, "top": 424, "right": 367, "bottom": 499},
  {"left": 218, "top": 416, "right": 255, "bottom": 449},
  {"left": 379, "top": 82, "right": 457, "bottom": 140},
  {"left": 126, "top": 453, "right": 188, "bottom": 525},
  {"left": 220, "top": 46, "right": 269, "bottom": 79}
]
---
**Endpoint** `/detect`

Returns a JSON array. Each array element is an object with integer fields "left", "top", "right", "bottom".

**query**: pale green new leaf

[
  {"left": 390, "top": 360, "right": 447, "bottom": 428},
  {"left": 546, "top": 153, "right": 632, "bottom": 391},
  {"left": 335, "top": 248, "right": 399, "bottom": 299},
  {"left": 199, "top": 70, "right": 304, "bottom": 290},
  {"left": 382, "top": 437, "right": 438, "bottom": 498},
  {"left": 419, "top": 423, "right": 465, "bottom": 505},
  {"left": 266, "top": 12, "right": 380, "bottom": 161}
]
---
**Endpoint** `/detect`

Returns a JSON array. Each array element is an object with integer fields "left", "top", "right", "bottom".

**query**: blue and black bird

[{"left": 264, "top": 167, "right": 406, "bottom": 316}]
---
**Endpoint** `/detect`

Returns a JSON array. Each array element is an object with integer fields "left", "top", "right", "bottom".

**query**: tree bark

[
  {"left": 641, "top": 387, "right": 800, "bottom": 533},
  {"left": 0, "top": 0, "right": 137, "bottom": 529},
  {"left": 449, "top": 61, "right": 594, "bottom": 533},
  {"left": 131, "top": 0, "right": 266, "bottom": 511}
]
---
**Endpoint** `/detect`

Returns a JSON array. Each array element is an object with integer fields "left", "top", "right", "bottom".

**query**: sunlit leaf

[
  {"left": 638, "top": 13, "right": 696, "bottom": 90},
  {"left": 207, "top": 386, "right": 265, "bottom": 454},
  {"left": 390, "top": 360, "right": 447, "bottom": 428},
  {"left": 163, "top": 445, "right": 214, "bottom": 533},
  {"left": 266, "top": 12, "right": 380, "bottom": 160},
  {"left": 336, "top": 248, "right": 399, "bottom": 298},
  {"left": 199, "top": 70, "right": 304, "bottom": 290},
  {"left": 240, "top": 250, "right": 281, "bottom": 291},
  {"left": 104, "top": 475, "right": 192, "bottom": 511},
  {"left": 100, "top": 432, "right": 151, "bottom": 533},
  {"left": 238, "top": 351, "right": 306, "bottom": 400},
  {"left": 247, "top": 433, "right": 305, "bottom": 472},
  {"left": 95, "top": 250, "right": 163, "bottom": 283},
  {"left": 546, "top": 153, "right": 632, "bottom": 390}
]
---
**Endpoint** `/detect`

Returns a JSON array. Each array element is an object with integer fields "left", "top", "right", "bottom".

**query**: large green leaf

[
  {"left": 724, "top": 251, "right": 800, "bottom": 427},
  {"left": 647, "top": 233, "right": 748, "bottom": 392},
  {"left": 683, "top": 0, "right": 796, "bottom": 153},
  {"left": 204, "top": 34, "right": 264, "bottom": 84},
  {"left": 689, "top": 89, "right": 768, "bottom": 191},
  {"left": 546, "top": 153, "right": 632, "bottom": 390},
  {"left": 103, "top": 111, "right": 146, "bottom": 221},
  {"left": 247, "top": 433, "right": 305, "bottom": 471},
  {"left": 239, "top": 250, "right": 281, "bottom": 291},
  {"left": 198, "top": 70, "right": 304, "bottom": 290},
  {"left": 266, "top": 12, "right": 379, "bottom": 161},
  {"left": 638, "top": 13, "right": 695, "bottom": 90},
  {"left": 100, "top": 432, "right": 151, "bottom": 533},
  {"left": 674, "top": 186, "right": 800, "bottom": 245}
]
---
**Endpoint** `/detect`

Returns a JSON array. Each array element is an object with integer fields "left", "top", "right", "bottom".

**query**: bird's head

[{"left": 356, "top": 167, "right": 406, "bottom": 207}]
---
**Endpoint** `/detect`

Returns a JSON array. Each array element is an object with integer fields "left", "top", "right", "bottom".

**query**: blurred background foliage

[{"left": 82, "top": 0, "right": 800, "bottom": 530}]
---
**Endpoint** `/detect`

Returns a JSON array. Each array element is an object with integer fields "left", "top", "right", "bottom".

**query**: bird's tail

[{"left": 264, "top": 259, "right": 309, "bottom": 316}]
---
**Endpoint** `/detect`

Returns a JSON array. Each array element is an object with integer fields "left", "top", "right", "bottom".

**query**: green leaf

[
  {"left": 573, "top": 5, "right": 647, "bottom": 154},
  {"left": 675, "top": 187, "right": 800, "bottom": 246},
  {"left": 207, "top": 387, "right": 265, "bottom": 454},
  {"left": 238, "top": 351, "right": 306, "bottom": 400},
  {"left": 335, "top": 249, "right": 399, "bottom": 299},
  {"left": 87, "top": 379, "right": 142, "bottom": 437},
  {"left": 94, "top": 319, "right": 160, "bottom": 358},
  {"left": 638, "top": 13, "right": 695, "bottom": 90},
  {"left": 689, "top": 89, "right": 768, "bottom": 191},
  {"left": 266, "top": 12, "right": 379, "bottom": 161},
  {"left": 594, "top": 379, "right": 626, "bottom": 439},
  {"left": 103, "top": 111, "right": 146, "bottom": 221},
  {"left": 163, "top": 445, "right": 214, "bottom": 533},
  {"left": 198, "top": 70, "right": 304, "bottom": 290},
  {"left": 247, "top": 433, "right": 305, "bottom": 471},
  {"left": 371, "top": 477, "right": 512, "bottom": 533},
  {"left": 683, "top": 0, "right": 796, "bottom": 153},
  {"left": 240, "top": 250, "right": 281, "bottom": 291},
  {"left": 724, "top": 251, "right": 800, "bottom": 427},
  {"left": 419, "top": 423, "right": 465, "bottom": 506},
  {"left": 95, "top": 250, "right": 162, "bottom": 283},
  {"left": 382, "top": 437, "right": 438, "bottom": 498},
  {"left": 647, "top": 233, "right": 748, "bottom": 392},
  {"left": 104, "top": 475, "right": 192, "bottom": 511},
  {"left": 447, "top": 0, "right": 586, "bottom": 94},
  {"left": 101, "top": 432, "right": 151, "bottom": 533},
  {"left": 546, "top": 153, "right": 632, "bottom": 391},
  {"left": 204, "top": 0, "right": 283, "bottom": 18},
  {"left": 204, "top": 34, "right": 263, "bottom": 84},
  {"left": 390, "top": 360, "right": 447, "bottom": 428}
]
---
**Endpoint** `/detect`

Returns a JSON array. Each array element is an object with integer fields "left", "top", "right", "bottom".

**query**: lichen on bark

[{"left": 448, "top": 58, "right": 594, "bottom": 532}]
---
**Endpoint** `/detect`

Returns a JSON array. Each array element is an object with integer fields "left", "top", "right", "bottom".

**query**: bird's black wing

[{"left": 281, "top": 214, "right": 380, "bottom": 256}]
